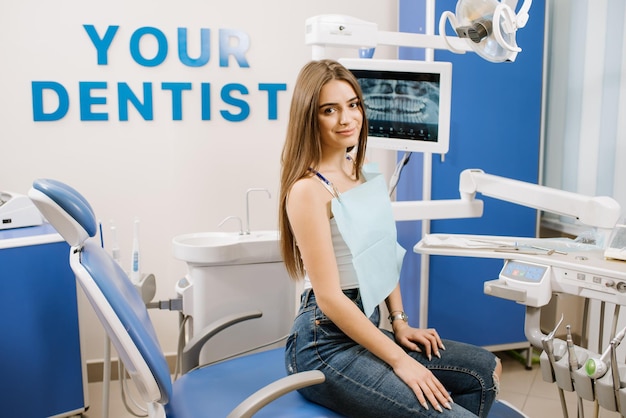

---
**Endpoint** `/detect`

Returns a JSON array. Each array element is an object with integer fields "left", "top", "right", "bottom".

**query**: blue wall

[{"left": 397, "top": 0, "right": 545, "bottom": 346}]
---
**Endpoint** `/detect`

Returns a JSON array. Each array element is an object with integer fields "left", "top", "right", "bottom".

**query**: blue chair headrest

[{"left": 29, "top": 179, "right": 98, "bottom": 246}]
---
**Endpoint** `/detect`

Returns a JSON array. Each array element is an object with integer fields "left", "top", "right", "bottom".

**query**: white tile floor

[{"left": 82, "top": 350, "right": 623, "bottom": 418}]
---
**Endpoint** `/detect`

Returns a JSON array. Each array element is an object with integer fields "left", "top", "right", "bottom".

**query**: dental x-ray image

[{"left": 353, "top": 70, "right": 441, "bottom": 142}]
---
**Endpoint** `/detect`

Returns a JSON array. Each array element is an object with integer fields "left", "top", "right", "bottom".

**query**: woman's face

[{"left": 317, "top": 79, "right": 363, "bottom": 153}]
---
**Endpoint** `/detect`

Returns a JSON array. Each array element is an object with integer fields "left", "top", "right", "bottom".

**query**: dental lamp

[{"left": 305, "top": 0, "right": 532, "bottom": 63}]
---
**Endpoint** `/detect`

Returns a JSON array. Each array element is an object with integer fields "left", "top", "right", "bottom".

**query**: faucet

[
  {"left": 218, "top": 215, "right": 244, "bottom": 235},
  {"left": 245, "top": 188, "right": 271, "bottom": 234}
]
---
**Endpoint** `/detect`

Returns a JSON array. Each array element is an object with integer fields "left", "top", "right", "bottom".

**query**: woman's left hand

[{"left": 393, "top": 323, "right": 445, "bottom": 361}]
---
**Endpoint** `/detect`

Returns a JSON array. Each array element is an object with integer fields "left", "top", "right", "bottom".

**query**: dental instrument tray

[
  {"left": 0, "top": 191, "right": 43, "bottom": 230},
  {"left": 415, "top": 233, "right": 626, "bottom": 307}
]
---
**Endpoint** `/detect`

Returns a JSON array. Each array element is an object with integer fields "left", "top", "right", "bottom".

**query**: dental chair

[
  {"left": 28, "top": 178, "right": 339, "bottom": 418},
  {"left": 28, "top": 178, "right": 526, "bottom": 418}
]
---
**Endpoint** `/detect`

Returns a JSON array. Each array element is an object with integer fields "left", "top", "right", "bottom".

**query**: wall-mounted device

[
  {"left": 0, "top": 191, "right": 43, "bottom": 230},
  {"left": 340, "top": 58, "right": 452, "bottom": 154}
]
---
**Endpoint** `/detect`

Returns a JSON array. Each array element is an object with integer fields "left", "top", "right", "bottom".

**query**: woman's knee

[{"left": 494, "top": 356, "right": 502, "bottom": 378}]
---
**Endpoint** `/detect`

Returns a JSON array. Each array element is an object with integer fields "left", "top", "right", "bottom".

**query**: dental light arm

[
  {"left": 305, "top": 14, "right": 472, "bottom": 60},
  {"left": 306, "top": 0, "right": 532, "bottom": 63},
  {"left": 459, "top": 169, "right": 621, "bottom": 230},
  {"left": 392, "top": 169, "right": 621, "bottom": 232}
]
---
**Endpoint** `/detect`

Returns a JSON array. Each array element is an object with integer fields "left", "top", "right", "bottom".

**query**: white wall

[{"left": 0, "top": 1, "right": 397, "bottom": 362}]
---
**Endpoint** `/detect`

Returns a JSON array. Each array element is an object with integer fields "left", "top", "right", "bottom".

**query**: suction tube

[{"left": 585, "top": 326, "right": 626, "bottom": 379}]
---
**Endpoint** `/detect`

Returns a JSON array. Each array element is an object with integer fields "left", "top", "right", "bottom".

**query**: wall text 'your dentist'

[{"left": 31, "top": 25, "right": 287, "bottom": 122}]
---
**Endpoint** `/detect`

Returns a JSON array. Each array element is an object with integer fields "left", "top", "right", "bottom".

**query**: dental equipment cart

[
  {"left": 416, "top": 233, "right": 626, "bottom": 417},
  {"left": 0, "top": 223, "right": 87, "bottom": 417}
]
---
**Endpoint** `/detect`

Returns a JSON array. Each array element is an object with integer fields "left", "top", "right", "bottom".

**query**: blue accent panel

[
  {"left": 398, "top": 1, "right": 545, "bottom": 345},
  {"left": 0, "top": 236, "right": 85, "bottom": 417},
  {"left": 398, "top": 0, "right": 426, "bottom": 61},
  {"left": 359, "top": 47, "right": 376, "bottom": 58}
]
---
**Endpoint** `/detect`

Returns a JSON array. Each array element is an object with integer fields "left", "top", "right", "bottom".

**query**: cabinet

[{"left": 0, "top": 223, "right": 87, "bottom": 417}]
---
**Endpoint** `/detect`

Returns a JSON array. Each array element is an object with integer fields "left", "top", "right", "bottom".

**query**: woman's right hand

[{"left": 392, "top": 355, "right": 453, "bottom": 413}]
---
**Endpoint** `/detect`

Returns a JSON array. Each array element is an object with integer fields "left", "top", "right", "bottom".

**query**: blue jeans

[{"left": 285, "top": 289, "right": 499, "bottom": 418}]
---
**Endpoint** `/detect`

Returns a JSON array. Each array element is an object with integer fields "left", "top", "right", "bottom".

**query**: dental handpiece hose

[
  {"left": 566, "top": 325, "right": 585, "bottom": 418},
  {"left": 567, "top": 325, "right": 579, "bottom": 370},
  {"left": 542, "top": 337, "right": 569, "bottom": 418},
  {"left": 600, "top": 326, "right": 626, "bottom": 367}
]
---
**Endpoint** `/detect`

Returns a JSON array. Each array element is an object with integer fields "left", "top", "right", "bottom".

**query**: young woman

[{"left": 279, "top": 59, "right": 501, "bottom": 417}]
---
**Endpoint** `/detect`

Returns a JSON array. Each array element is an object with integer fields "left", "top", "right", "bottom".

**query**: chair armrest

[
  {"left": 181, "top": 310, "right": 262, "bottom": 374},
  {"left": 226, "top": 370, "right": 326, "bottom": 418}
]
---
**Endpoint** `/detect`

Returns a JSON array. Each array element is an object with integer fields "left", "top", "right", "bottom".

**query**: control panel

[
  {"left": 484, "top": 259, "right": 552, "bottom": 307},
  {"left": 484, "top": 258, "right": 626, "bottom": 307},
  {"left": 553, "top": 265, "right": 626, "bottom": 306}
]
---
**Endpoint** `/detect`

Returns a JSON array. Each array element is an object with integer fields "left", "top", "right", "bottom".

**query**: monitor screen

[{"left": 340, "top": 58, "right": 452, "bottom": 154}]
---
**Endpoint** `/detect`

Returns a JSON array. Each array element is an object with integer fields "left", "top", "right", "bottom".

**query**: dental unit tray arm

[
  {"left": 410, "top": 169, "right": 623, "bottom": 351},
  {"left": 458, "top": 169, "right": 621, "bottom": 230},
  {"left": 393, "top": 168, "right": 621, "bottom": 232}
]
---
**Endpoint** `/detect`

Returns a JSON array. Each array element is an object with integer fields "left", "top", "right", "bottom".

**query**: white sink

[{"left": 172, "top": 230, "right": 281, "bottom": 266}]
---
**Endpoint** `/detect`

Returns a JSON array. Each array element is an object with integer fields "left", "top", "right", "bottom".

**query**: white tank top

[{"left": 303, "top": 217, "right": 359, "bottom": 290}]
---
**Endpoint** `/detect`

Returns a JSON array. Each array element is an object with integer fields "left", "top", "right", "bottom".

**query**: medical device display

[
  {"left": 340, "top": 58, "right": 452, "bottom": 154},
  {"left": 484, "top": 259, "right": 552, "bottom": 307},
  {"left": 0, "top": 191, "right": 43, "bottom": 230}
]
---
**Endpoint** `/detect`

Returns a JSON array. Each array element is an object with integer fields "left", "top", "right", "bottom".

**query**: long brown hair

[{"left": 279, "top": 59, "right": 368, "bottom": 279}]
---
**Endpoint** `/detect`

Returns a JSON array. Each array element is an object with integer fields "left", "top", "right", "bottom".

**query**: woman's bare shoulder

[{"left": 287, "top": 176, "right": 330, "bottom": 212}]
